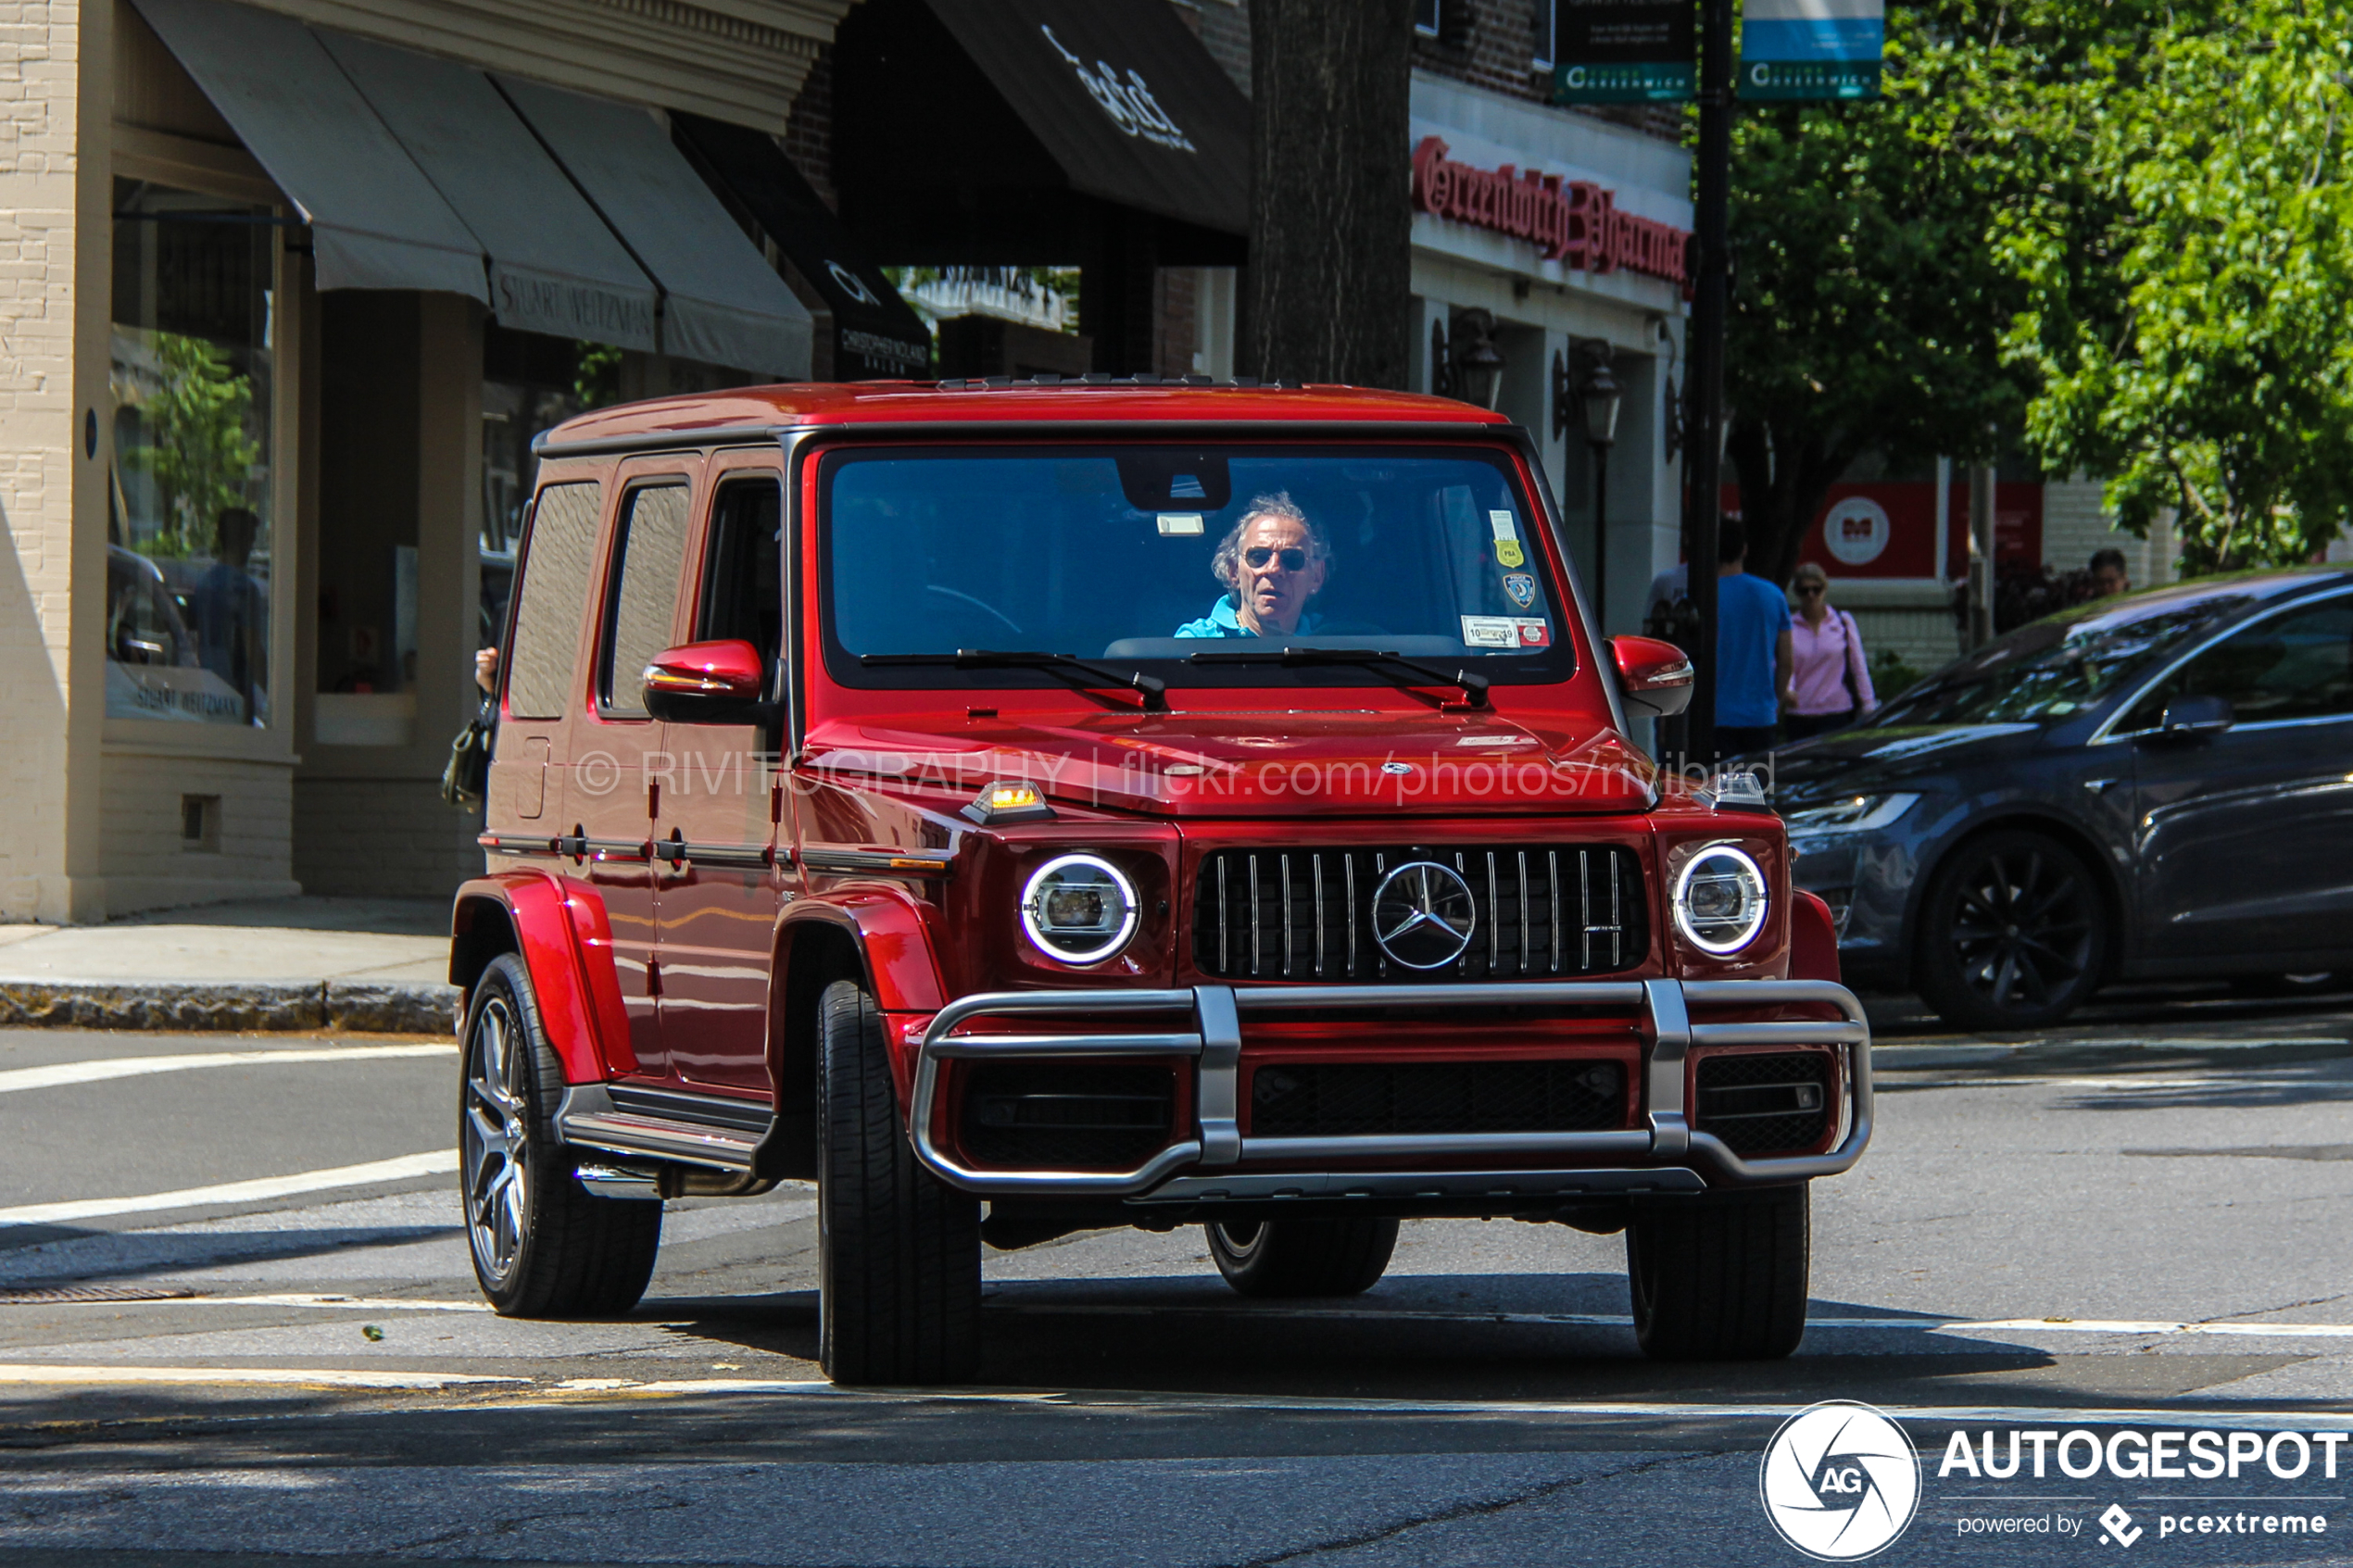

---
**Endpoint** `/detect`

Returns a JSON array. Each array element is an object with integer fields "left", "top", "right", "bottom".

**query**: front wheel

[
  {"left": 460, "top": 954, "right": 661, "bottom": 1317},
  {"left": 817, "top": 979, "right": 981, "bottom": 1385},
  {"left": 1627, "top": 1185, "right": 1808, "bottom": 1361},
  {"left": 1206, "top": 1218, "right": 1399, "bottom": 1298},
  {"left": 1915, "top": 829, "right": 2108, "bottom": 1031}
]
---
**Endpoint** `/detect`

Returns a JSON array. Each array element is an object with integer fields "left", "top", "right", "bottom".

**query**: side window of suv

[
  {"left": 598, "top": 483, "right": 694, "bottom": 718},
  {"left": 697, "top": 475, "right": 785, "bottom": 682},
  {"left": 2120, "top": 596, "right": 2353, "bottom": 733},
  {"left": 505, "top": 481, "right": 603, "bottom": 720}
]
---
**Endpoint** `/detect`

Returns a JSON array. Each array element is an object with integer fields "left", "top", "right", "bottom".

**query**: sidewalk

[{"left": 0, "top": 897, "right": 457, "bottom": 1034}]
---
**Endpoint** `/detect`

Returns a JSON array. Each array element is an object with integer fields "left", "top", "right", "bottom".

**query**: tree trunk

[
  {"left": 1244, "top": 0, "right": 1414, "bottom": 387},
  {"left": 1728, "top": 416, "right": 1847, "bottom": 589}
]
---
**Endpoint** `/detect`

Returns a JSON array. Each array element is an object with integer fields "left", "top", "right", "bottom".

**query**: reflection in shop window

[{"left": 108, "top": 180, "right": 275, "bottom": 725}]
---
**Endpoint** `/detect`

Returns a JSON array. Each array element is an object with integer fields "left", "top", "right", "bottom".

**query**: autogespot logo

[{"left": 1761, "top": 1401, "right": 1923, "bottom": 1560}]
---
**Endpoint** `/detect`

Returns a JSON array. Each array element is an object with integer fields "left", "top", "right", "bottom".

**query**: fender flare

[
  {"left": 1790, "top": 889, "right": 1842, "bottom": 985},
  {"left": 773, "top": 891, "right": 948, "bottom": 1014},
  {"left": 450, "top": 871, "right": 634, "bottom": 1084}
]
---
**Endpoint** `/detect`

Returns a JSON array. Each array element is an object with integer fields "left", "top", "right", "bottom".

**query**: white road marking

[
  {"left": 0, "top": 1044, "right": 456, "bottom": 1096},
  {"left": 199, "top": 1294, "right": 494, "bottom": 1314},
  {"left": 990, "top": 1303, "right": 2353, "bottom": 1339},
  {"left": 0, "top": 1151, "right": 459, "bottom": 1226},
  {"left": 0, "top": 1363, "right": 521, "bottom": 1390}
]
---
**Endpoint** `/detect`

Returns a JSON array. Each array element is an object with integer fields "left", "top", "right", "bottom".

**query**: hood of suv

[{"left": 803, "top": 709, "right": 1658, "bottom": 817}]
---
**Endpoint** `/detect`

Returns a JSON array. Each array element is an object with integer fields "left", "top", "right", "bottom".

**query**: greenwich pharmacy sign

[{"left": 1410, "top": 137, "right": 1690, "bottom": 286}]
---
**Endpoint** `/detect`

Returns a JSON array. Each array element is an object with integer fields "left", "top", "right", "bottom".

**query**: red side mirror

[
  {"left": 643, "top": 639, "right": 768, "bottom": 723},
  {"left": 1611, "top": 634, "right": 1694, "bottom": 718}
]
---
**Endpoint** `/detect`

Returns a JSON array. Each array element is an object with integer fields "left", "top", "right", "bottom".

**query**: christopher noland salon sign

[{"left": 1411, "top": 135, "right": 1691, "bottom": 288}]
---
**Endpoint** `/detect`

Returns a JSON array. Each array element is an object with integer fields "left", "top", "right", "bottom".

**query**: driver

[{"left": 1174, "top": 493, "right": 1331, "bottom": 637}]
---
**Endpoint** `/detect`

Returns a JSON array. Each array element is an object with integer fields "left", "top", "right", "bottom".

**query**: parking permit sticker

[
  {"left": 1157, "top": 512, "right": 1204, "bottom": 535},
  {"left": 1461, "top": 615, "right": 1518, "bottom": 647},
  {"left": 1516, "top": 619, "right": 1551, "bottom": 646},
  {"left": 1490, "top": 510, "right": 1526, "bottom": 568}
]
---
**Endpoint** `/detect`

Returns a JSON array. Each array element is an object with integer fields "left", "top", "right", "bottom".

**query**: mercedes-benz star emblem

[{"left": 1371, "top": 860, "right": 1478, "bottom": 970}]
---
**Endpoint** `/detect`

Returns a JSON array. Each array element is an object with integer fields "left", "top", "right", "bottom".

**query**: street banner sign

[
  {"left": 1550, "top": 0, "right": 1695, "bottom": 104},
  {"left": 1740, "top": 0, "right": 1883, "bottom": 100}
]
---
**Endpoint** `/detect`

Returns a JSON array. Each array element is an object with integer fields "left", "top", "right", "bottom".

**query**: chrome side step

[{"left": 555, "top": 1084, "right": 770, "bottom": 1173}]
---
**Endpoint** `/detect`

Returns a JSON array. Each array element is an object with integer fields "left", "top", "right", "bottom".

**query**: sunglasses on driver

[{"left": 1243, "top": 546, "right": 1311, "bottom": 571}]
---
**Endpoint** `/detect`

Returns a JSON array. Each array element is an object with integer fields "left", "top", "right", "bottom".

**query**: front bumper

[{"left": 910, "top": 978, "right": 1871, "bottom": 1202}]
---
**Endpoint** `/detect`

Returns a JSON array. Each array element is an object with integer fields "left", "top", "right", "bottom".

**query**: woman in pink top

[{"left": 1783, "top": 561, "right": 1876, "bottom": 739}]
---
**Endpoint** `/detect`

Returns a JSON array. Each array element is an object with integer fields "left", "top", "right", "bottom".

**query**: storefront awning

[
  {"left": 926, "top": 0, "right": 1250, "bottom": 236},
  {"left": 498, "top": 77, "right": 813, "bottom": 377},
  {"left": 129, "top": 0, "right": 488, "bottom": 301},
  {"left": 317, "top": 32, "right": 660, "bottom": 354},
  {"left": 670, "top": 112, "right": 931, "bottom": 381}
]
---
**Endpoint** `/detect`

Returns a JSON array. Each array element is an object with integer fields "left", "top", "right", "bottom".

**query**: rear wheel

[
  {"left": 1916, "top": 829, "right": 2108, "bottom": 1031},
  {"left": 1627, "top": 1185, "right": 1808, "bottom": 1361},
  {"left": 460, "top": 954, "right": 661, "bottom": 1317},
  {"left": 1205, "top": 1218, "right": 1399, "bottom": 1298},
  {"left": 817, "top": 979, "right": 982, "bottom": 1385}
]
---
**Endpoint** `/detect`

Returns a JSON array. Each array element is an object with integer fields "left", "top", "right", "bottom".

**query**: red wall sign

[
  {"left": 1411, "top": 136, "right": 1691, "bottom": 286},
  {"left": 1718, "top": 482, "right": 2045, "bottom": 580}
]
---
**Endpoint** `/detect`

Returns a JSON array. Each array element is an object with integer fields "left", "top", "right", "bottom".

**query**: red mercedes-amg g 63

[{"left": 450, "top": 379, "right": 1869, "bottom": 1384}]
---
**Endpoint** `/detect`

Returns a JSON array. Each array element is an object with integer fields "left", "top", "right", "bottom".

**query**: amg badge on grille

[{"left": 1371, "top": 860, "right": 1478, "bottom": 969}]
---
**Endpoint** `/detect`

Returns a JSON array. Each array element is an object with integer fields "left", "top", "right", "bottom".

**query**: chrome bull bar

[{"left": 908, "top": 978, "right": 1872, "bottom": 1199}]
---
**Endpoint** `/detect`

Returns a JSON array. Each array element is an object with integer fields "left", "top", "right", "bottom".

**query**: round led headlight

[
  {"left": 1020, "top": 853, "right": 1139, "bottom": 965},
  {"left": 1673, "top": 845, "right": 1769, "bottom": 955}
]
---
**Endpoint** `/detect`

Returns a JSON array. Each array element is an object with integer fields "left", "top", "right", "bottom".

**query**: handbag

[
  {"left": 441, "top": 696, "right": 496, "bottom": 810},
  {"left": 1835, "top": 610, "right": 1867, "bottom": 712}
]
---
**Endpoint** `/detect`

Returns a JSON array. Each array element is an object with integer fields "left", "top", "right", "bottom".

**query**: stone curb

[{"left": 0, "top": 981, "right": 459, "bottom": 1035}]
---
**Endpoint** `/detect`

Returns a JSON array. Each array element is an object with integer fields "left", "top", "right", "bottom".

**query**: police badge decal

[{"left": 1759, "top": 1400, "right": 1921, "bottom": 1560}]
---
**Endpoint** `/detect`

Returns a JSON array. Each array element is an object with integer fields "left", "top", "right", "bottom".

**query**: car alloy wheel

[
  {"left": 1919, "top": 830, "right": 2108, "bottom": 1030},
  {"left": 462, "top": 988, "right": 533, "bottom": 1290}
]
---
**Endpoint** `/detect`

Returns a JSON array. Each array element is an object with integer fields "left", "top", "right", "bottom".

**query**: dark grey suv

[{"left": 1759, "top": 568, "right": 2353, "bottom": 1030}]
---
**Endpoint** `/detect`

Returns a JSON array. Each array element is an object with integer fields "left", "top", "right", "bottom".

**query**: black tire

[
  {"left": 460, "top": 953, "right": 661, "bottom": 1317},
  {"left": 1205, "top": 1217, "right": 1399, "bottom": 1298},
  {"left": 1627, "top": 1184, "right": 1808, "bottom": 1361},
  {"left": 1916, "top": 829, "right": 2108, "bottom": 1031},
  {"left": 817, "top": 979, "right": 982, "bottom": 1385}
]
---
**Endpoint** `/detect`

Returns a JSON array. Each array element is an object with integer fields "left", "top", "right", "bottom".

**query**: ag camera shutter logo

[{"left": 1760, "top": 1400, "right": 1921, "bottom": 1560}]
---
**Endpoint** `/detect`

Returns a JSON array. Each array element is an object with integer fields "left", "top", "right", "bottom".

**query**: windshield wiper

[
  {"left": 1186, "top": 646, "right": 1491, "bottom": 709},
  {"left": 862, "top": 649, "right": 1167, "bottom": 711}
]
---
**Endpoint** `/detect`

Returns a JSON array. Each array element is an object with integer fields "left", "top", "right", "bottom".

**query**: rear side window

[
  {"left": 504, "top": 481, "right": 602, "bottom": 720},
  {"left": 697, "top": 475, "right": 785, "bottom": 681},
  {"left": 2120, "top": 596, "right": 2353, "bottom": 732},
  {"left": 599, "top": 483, "right": 693, "bottom": 717}
]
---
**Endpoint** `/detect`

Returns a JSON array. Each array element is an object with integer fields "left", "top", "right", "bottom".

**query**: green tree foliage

[
  {"left": 1998, "top": 0, "right": 2353, "bottom": 570},
  {"left": 128, "top": 332, "right": 258, "bottom": 559},
  {"left": 1725, "top": 5, "right": 2021, "bottom": 587}
]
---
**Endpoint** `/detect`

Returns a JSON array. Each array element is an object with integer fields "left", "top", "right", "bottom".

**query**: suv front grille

[
  {"left": 1250, "top": 1060, "right": 1628, "bottom": 1137},
  {"left": 1191, "top": 846, "right": 1644, "bottom": 982},
  {"left": 1692, "top": 1051, "right": 1831, "bottom": 1156},
  {"left": 960, "top": 1062, "right": 1176, "bottom": 1170}
]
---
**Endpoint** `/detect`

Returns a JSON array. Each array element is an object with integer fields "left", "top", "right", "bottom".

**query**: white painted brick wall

[
  {"left": 0, "top": 0, "right": 86, "bottom": 922},
  {"left": 2044, "top": 476, "right": 2163, "bottom": 585}
]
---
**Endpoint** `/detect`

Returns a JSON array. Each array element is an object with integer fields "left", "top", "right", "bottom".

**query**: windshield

[
  {"left": 1873, "top": 590, "right": 2259, "bottom": 728},
  {"left": 819, "top": 445, "right": 1576, "bottom": 692}
]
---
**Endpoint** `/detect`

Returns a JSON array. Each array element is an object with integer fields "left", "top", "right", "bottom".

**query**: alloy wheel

[
  {"left": 1947, "top": 846, "right": 2095, "bottom": 1014},
  {"left": 462, "top": 996, "right": 532, "bottom": 1287}
]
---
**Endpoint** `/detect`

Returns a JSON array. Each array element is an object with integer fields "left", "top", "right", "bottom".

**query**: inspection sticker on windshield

[
  {"left": 1462, "top": 615, "right": 1550, "bottom": 648},
  {"left": 1490, "top": 510, "right": 1526, "bottom": 568}
]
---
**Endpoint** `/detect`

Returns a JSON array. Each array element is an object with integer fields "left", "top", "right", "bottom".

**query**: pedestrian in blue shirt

[{"left": 1711, "top": 517, "right": 1793, "bottom": 758}]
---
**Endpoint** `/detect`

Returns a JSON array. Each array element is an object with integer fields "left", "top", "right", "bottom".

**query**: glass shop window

[{"left": 108, "top": 179, "right": 276, "bottom": 726}]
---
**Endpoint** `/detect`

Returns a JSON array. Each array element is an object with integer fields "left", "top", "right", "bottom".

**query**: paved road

[{"left": 6, "top": 984, "right": 2353, "bottom": 1566}]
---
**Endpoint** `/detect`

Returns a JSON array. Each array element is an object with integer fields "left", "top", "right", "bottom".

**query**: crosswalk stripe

[
  {"left": 0, "top": 1150, "right": 459, "bottom": 1226},
  {"left": 0, "top": 1044, "right": 456, "bottom": 1096}
]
